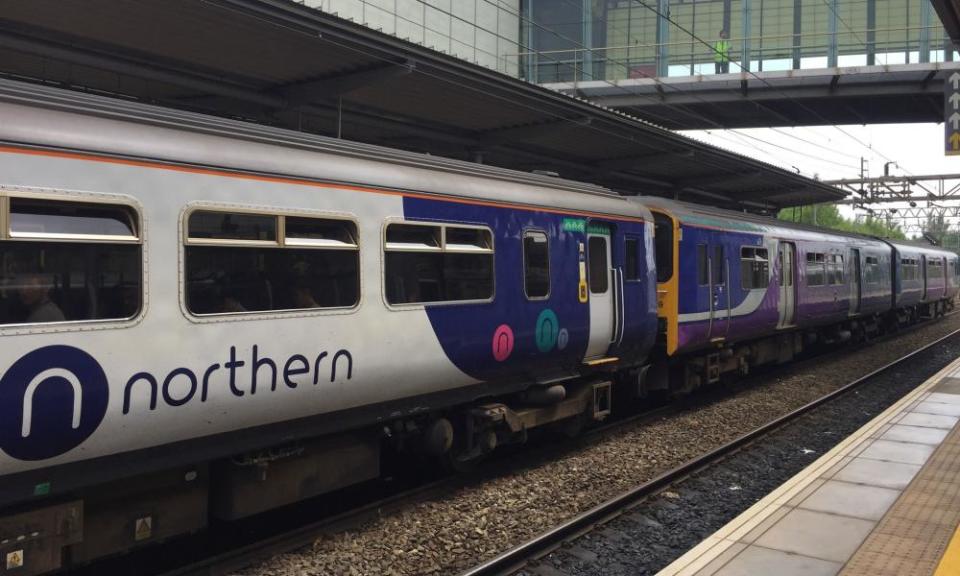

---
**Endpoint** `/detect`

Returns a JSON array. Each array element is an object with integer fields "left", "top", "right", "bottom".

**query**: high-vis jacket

[{"left": 714, "top": 39, "right": 730, "bottom": 63}]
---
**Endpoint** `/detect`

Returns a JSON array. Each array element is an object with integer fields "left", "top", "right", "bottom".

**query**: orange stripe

[{"left": 0, "top": 145, "right": 645, "bottom": 224}]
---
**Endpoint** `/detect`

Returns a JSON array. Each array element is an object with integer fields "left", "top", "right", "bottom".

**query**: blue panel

[{"left": 401, "top": 196, "right": 656, "bottom": 382}]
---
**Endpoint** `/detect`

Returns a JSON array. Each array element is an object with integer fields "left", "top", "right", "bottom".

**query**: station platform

[{"left": 658, "top": 356, "right": 960, "bottom": 576}]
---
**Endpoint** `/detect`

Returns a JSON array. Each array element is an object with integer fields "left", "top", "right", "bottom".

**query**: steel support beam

[
  {"left": 478, "top": 116, "right": 592, "bottom": 145},
  {"left": 828, "top": 0, "right": 839, "bottom": 68},
  {"left": 279, "top": 60, "right": 415, "bottom": 107},
  {"left": 656, "top": 0, "right": 670, "bottom": 77},
  {"left": 741, "top": 0, "right": 752, "bottom": 72},
  {"left": 921, "top": 0, "right": 933, "bottom": 64}
]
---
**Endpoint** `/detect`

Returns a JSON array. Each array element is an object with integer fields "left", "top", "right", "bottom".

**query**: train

[{"left": 0, "top": 79, "right": 955, "bottom": 575}]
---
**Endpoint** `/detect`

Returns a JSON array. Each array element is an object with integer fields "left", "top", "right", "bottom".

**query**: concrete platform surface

[{"left": 658, "top": 359, "right": 960, "bottom": 576}]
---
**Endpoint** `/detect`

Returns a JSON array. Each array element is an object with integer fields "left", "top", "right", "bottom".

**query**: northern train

[{"left": 0, "top": 79, "right": 955, "bottom": 575}]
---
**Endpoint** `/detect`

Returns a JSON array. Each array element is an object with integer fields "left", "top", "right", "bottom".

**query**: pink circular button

[{"left": 492, "top": 324, "right": 514, "bottom": 362}]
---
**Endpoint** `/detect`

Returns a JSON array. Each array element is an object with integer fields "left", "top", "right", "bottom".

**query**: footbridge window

[
  {"left": 0, "top": 196, "right": 142, "bottom": 325},
  {"left": 384, "top": 222, "right": 493, "bottom": 305},
  {"left": 185, "top": 210, "right": 359, "bottom": 315}
]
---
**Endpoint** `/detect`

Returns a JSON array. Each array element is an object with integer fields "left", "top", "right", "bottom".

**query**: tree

[{"left": 777, "top": 204, "right": 906, "bottom": 239}]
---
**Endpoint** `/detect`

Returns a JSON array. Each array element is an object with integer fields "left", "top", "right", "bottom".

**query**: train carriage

[
  {"left": 641, "top": 197, "right": 953, "bottom": 393},
  {"left": 0, "top": 80, "right": 658, "bottom": 571}
]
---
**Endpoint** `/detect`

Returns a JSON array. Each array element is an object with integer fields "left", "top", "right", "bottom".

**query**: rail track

[
  {"left": 458, "top": 326, "right": 960, "bottom": 576},
  {"left": 124, "top": 315, "right": 958, "bottom": 576}
]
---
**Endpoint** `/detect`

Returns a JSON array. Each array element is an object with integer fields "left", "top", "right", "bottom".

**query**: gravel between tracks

[{"left": 238, "top": 314, "right": 960, "bottom": 576}]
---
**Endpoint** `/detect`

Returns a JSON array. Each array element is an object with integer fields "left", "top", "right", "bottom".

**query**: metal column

[
  {"left": 582, "top": 0, "right": 593, "bottom": 80},
  {"left": 792, "top": 0, "right": 802, "bottom": 69},
  {"left": 656, "top": 0, "right": 670, "bottom": 77},
  {"left": 828, "top": 0, "right": 838, "bottom": 68},
  {"left": 741, "top": 0, "right": 752, "bottom": 72},
  {"left": 866, "top": 0, "right": 876, "bottom": 65},
  {"left": 920, "top": 0, "right": 932, "bottom": 64},
  {"left": 524, "top": 0, "right": 536, "bottom": 81}
]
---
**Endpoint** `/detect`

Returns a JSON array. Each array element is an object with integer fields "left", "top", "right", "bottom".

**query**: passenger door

[
  {"left": 708, "top": 243, "right": 729, "bottom": 339},
  {"left": 585, "top": 231, "right": 615, "bottom": 358},
  {"left": 849, "top": 248, "right": 861, "bottom": 315},
  {"left": 777, "top": 241, "right": 796, "bottom": 328},
  {"left": 922, "top": 255, "right": 928, "bottom": 300}
]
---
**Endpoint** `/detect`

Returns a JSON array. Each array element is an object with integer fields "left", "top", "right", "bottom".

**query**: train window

[
  {"left": 1, "top": 197, "right": 141, "bottom": 326},
  {"left": 523, "top": 231, "right": 550, "bottom": 299},
  {"left": 445, "top": 227, "right": 492, "bottom": 252},
  {"left": 185, "top": 211, "right": 359, "bottom": 315},
  {"left": 827, "top": 254, "right": 844, "bottom": 285},
  {"left": 901, "top": 258, "right": 919, "bottom": 282},
  {"left": 384, "top": 223, "right": 493, "bottom": 305},
  {"left": 285, "top": 217, "right": 357, "bottom": 248},
  {"left": 806, "top": 252, "right": 825, "bottom": 286},
  {"left": 188, "top": 211, "right": 276, "bottom": 242},
  {"left": 653, "top": 213, "right": 673, "bottom": 283},
  {"left": 385, "top": 224, "right": 441, "bottom": 251},
  {"left": 712, "top": 245, "right": 725, "bottom": 285},
  {"left": 625, "top": 237, "right": 640, "bottom": 281},
  {"left": 865, "top": 256, "right": 880, "bottom": 284},
  {"left": 740, "top": 247, "right": 769, "bottom": 290},
  {"left": 696, "top": 244, "right": 708, "bottom": 286},
  {"left": 10, "top": 198, "right": 138, "bottom": 240},
  {"left": 588, "top": 236, "right": 608, "bottom": 293}
]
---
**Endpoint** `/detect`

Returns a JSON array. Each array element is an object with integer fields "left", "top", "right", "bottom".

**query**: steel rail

[
  {"left": 457, "top": 326, "right": 960, "bottom": 576},
  {"left": 151, "top": 314, "right": 956, "bottom": 576}
]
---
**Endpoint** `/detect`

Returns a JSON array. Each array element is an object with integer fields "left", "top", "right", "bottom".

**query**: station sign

[{"left": 946, "top": 72, "right": 960, "bottom": 156}]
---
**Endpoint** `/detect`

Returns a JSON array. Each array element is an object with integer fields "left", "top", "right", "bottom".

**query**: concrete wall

[{"left": 305, "top": 0, "right": 522, "bottom": 76}]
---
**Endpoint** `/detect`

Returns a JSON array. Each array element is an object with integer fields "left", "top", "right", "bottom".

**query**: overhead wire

[
  {"left": 620, "top": 0, "right": 904, "bottom": 176},
  {"left": 445, "top": 0, "right": 868, "bottom": 179},
  {"left": 215, "top": 0, "right": 857, "bottom": 206}
]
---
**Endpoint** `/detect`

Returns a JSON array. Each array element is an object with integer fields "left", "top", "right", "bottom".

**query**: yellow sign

[
  {"left": 6, "top": 549, "right": 24, "bottom": 570},
  {"left": 578, "top": 241, "right": 588, "bottom": 303},
  {"left": 135, "top": 516, "right": 153, "bottom": 541}
]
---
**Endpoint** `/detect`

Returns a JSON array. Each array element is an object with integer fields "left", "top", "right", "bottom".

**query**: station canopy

[{"left": 0, "top": 0, "right": 845, "bottom": 212}]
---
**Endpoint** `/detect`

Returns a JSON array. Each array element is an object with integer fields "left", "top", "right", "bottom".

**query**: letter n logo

[{"left": 0, "top": 346, "right": 109, "bottom": 461}]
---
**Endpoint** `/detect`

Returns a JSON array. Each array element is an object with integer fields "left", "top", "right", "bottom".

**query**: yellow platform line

[{"left": 935, "top": 525, "right": 960, "bottom": 576}]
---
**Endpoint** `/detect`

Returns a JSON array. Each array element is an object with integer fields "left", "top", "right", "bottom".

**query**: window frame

[
  {"left": 740, "top": 245, "right": 770, "bottom": 290},
  {"left": 696, "top": 244, "right": 709, "bottom": 286},
  {"left": 0, "top": 189, "right": 146, "bottom": 332},
  {"left": 805, "top": 252, "right": 826, "bottom": 286},
  {"left": 712, "top": 245, "right": 725, "bottom": 286},
  {"left": 182, "top": 204, "right": 361, "bottom": 321},
  {"left": 522, "top": 228, "right": 551, "bottom": 301},
  {"left": 624, "top": 236, "right": 642, "bottom": 282},
  {"left": 588, "top": 235, "right": 609, "bottom": 294},
  {"left": 381, "top": 219, "right": 495, "bottom": 309}
]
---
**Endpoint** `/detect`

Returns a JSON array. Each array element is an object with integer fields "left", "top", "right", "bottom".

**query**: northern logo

[{"left": 0, "top": 345, "right": 109, "bottom": 461}]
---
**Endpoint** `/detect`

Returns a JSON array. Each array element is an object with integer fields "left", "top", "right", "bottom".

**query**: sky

[{"left": 681, "top": 123, "right": 960, "bottom": 236}]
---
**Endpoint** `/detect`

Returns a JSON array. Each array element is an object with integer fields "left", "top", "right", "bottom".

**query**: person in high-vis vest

[{"left": 714, "top": 29, "right": 730, "bottom": 74}]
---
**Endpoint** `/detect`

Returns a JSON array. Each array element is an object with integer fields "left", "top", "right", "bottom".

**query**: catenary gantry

[{"left": 0, "top": 0, "right": 844, "bottom": 212}]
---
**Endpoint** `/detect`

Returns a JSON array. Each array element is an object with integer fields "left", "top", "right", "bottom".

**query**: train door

[
  {"left": 777, "top": 241, "right": 796, "bottom": 328},
  {"left": 922, "top": 255, "right": 928, "bottom": 300},
  {"left": 585, "top": 231, "right": 615, "bottom": 358},
  {"left": 849, "top": 248, "right": 861, "bottom": 315},
  {"left": 708, "top": 243, "right": 729, "bottom": 339}
]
